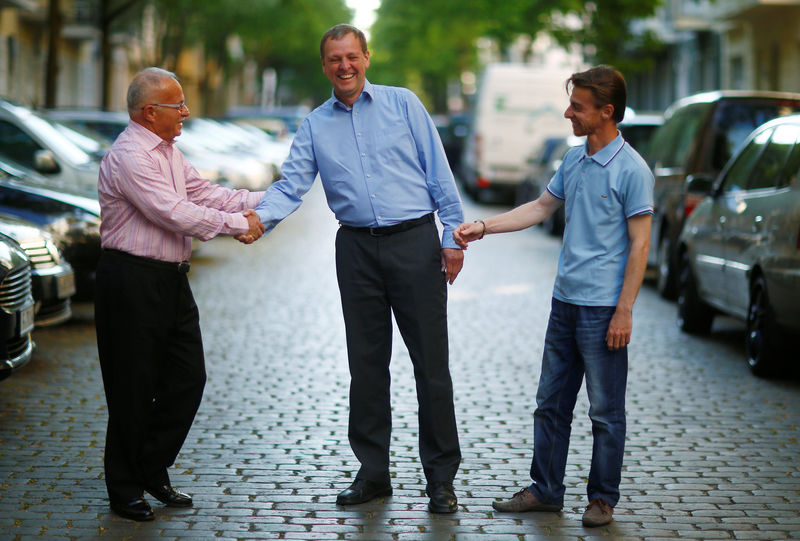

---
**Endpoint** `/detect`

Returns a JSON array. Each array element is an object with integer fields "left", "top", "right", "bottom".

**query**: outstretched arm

[
  {"left": 605, "top": 213, "right": 652, "bottom": 350},
  {"left": 453, "top": 190, "right": 563, "bottom": 249}
]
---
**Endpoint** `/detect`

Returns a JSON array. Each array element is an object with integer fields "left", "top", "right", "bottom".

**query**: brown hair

[
  {"left": 567, "top": 66, "right": 627, "bottom": 123},
  {"left": 320, "top": 24, "right": 368, "bottom": 58}
]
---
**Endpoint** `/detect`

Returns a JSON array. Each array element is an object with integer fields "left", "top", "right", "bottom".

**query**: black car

[
  {"left": 0, "top": 214, "right": 76, "bottom": 326},
  {"left": 645, "top": 91, "right": 800, "bottom": 299},
  {"left": 0, "top": 233, "right": 35, "bottom": 382},
  {"left": 0, "top": 159, "right": 101, "bottom": 299}
]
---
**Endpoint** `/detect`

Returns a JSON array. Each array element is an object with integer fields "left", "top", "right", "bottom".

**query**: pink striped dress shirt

[{"left": 98, "top": 121, "right": 264, "bottom": 262}]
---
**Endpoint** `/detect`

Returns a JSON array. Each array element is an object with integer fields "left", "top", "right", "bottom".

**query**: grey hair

[
  {"left": 320, "top": 24, "right": 367, "bottom": 58},
  {"left": 127, "top": 67, "right": 179, "bottom": 114}
]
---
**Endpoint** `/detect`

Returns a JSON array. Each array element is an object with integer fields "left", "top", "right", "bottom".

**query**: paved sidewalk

[{"left": 1, "top": 184, "right": 799, "bottom": 540}]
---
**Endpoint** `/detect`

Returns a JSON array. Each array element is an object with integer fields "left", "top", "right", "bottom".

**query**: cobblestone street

[{"left": 1, "top": 183, "right": 799, "bottom": 540}]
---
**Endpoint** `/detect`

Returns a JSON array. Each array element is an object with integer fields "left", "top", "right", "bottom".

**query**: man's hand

[
  {"left": 606, "top": 307, "right": 632, "bottom": 351},
  {"left": 452, "top": 221, "right": 486, "bottom": 249},
  {"left": 235, "top": 210, "right": 266, "bottom": 244},
  {"left": 441, "top": 248, "right": 464, "bottom": 285}
]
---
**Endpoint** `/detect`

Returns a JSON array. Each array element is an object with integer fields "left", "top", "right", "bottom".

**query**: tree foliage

[
  {"left": 115, "top": 0, "right": 351, "bottom": 110},
  {"left": 369, "top": 0, "right": 663, "bottom": 111}
]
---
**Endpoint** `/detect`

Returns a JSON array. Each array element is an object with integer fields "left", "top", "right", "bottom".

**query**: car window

[
  {"left": 711, "top": 100, "right": 800, "bottom": 171},
  {"left": 0, "top": 119, "right": 44, "bottom": 169},
  {"left": 649, "top": 103, "right": 709, "bottom": 169},
  {"left": 720, "top": 128, "right": 770, "bottom": 193},
  {"left": 779, "top": 129, "right": 800, "bottom": 188},
  {"left": 747, "top": 123, "right": 798, "bottom": 190}
]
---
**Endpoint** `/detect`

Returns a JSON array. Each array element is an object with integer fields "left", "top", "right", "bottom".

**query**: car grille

[
  {"left": 0, "top": 265, "right": 33, "bottom": 311},
  {"left": 17, "top": 239, "right": 57, "bottom": 269}
]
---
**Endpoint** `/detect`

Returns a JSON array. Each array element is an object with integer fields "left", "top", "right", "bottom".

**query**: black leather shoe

[
  {"left": 336, "top": 478, "right": 392, "bottom": 505},
  {"left": 427, "top": 481, "right": 457, "bottom": 513},
  {"left": 145, "top": 484, "right": 193, "bottom": 507},
  {"left": 110, "top": 497, "right": 154, "bottom": 521}
]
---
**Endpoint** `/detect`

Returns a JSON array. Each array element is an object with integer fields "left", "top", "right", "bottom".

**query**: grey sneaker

[
  {"left": 582, "top": 498, "right": 613, "bottom": 527},
  {"left": 491, "top": 488, "right": 562, "bottom": 512}
]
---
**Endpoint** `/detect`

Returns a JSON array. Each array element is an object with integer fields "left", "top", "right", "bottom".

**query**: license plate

[
  {"left": 56, "top": 272, "right": 76, "bottom": 299},
  {"left": 18, "top": 305, "right": 34, "bottom": 336}
]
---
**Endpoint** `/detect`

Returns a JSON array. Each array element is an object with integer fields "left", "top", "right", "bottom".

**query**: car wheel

[
  {"left": 746, "top": 276, "right": 781, "bottom": 377},
  {"left": 656, "top": 236, "right": 678, "bottom": 300},
  {"left": 677, "top": 251, "right": 713, "bottom": 334}
]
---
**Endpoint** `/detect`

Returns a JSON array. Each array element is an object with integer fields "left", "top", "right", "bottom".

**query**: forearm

[
  {"left": 616, "top": 232, "right": 650, "bottom": 313},
  {"left": 484, "top": 194, "right": 561, "bottom": 235}
]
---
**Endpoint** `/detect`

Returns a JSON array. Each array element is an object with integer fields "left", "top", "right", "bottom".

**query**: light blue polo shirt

[{"left": 546, "top": 132, "right": 654, "bottom": 306}]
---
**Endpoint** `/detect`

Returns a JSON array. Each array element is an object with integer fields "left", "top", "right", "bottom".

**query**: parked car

[
  {"left": 677, "top": 114, "right": 800, "bottom": 376},
  {"left": 0, "top": 233, "right": 35, "bottom": 382},
  {"left": 0, "top": 98, "right": 99, "bottom": 197},
  {"left": 0, "top": 158, "right": 101, "bottom": 300},
  {"left": 434, "top": 113, "right": 471, "bottom": 175},
  {"left": 645, "top": 91, "right": 800, "bottom": 299},
  {"left": 0, "top": 214, "right": 75, "bottom": 326},
  {"left": 46, "top": 109, "right": 284, "bottom": 189},
  {"left": 515, "top": 135, "right": 584, "bottom": 236}
]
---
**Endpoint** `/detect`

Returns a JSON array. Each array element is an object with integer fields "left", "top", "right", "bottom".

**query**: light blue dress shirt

[
  {"left": 255, "top": 80, "right": 464, "bottom": 249},
  {"left": 547, "top": 133, "right": 654, "bottom": 306}
]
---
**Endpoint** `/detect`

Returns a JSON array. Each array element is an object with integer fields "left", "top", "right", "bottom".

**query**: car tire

[
  {"left": 746, "top": 275, "right": 781, "bottom": 377},
  {"left": 656, "top": 236, "right": 678, "bottom": 300},
  {"left": 677, "top": 251, "right": 714, "bottom": 334}
]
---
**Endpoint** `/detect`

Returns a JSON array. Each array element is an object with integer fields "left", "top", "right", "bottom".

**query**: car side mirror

[
  {"left": 685, "top": 174, "right": 714, "bottom": 194},
  {"left": 34, "top": 150, "right": 60, "bottom": 174}
]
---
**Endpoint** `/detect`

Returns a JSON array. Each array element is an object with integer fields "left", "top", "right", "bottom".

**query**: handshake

[{"left": 235, "top": 209, "right": 266, "bottom": 244}]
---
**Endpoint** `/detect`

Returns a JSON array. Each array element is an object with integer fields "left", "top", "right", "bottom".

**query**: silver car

[{"left": 677, "top": 114, "right": 800, "bottom": 376}]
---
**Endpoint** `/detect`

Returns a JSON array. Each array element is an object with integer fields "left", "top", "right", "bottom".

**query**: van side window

[
  {"left": 746, "top": 124, "right": 797, "bottom": 190},
  {"left": 720, "top": 128, "right": 770, "bottom": 193}
]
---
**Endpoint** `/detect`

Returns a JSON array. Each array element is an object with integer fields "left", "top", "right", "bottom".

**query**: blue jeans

[{"left": 528, "top": 298, "right": 627, "bottom": 507}]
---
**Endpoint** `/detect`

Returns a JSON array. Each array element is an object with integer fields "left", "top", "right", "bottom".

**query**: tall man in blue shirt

[
  {"left": 454, "top": 66, "right": 654, "bottom": 527},
  {"left": 252, "top": 24, "right": 463, "bottom": 514}
]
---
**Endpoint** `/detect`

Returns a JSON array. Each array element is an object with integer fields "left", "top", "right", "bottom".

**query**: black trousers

[
  {"left": 335, "top": 221, "right": 461, "bottom": 483},
  {"left": 94, "top": 250, "right": 206, "bottom": 503}
]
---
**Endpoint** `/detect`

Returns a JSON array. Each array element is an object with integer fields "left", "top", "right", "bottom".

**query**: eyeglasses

[{"left": 148, "top": 101, "right": 188, "bottom": 111}]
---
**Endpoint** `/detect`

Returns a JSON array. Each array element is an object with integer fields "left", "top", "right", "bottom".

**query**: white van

[{"left": 460, "top": 63, "right": 578, "bottom": 201}]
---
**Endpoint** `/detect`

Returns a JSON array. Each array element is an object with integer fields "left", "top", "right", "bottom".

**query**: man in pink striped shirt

[{"left": 94, "top": 67, "right": 265, "bottom": 521}]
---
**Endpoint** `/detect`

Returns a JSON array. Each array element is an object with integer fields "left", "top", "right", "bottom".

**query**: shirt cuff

[{"left": 441, "top": 229, "right": 460, "bottom": 250}]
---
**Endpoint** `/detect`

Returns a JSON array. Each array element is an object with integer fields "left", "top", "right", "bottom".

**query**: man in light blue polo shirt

[{"left": 454, "top": 65, "right": 653, "bottom": 527}]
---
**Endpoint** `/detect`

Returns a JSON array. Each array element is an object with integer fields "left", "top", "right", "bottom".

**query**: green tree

[{"left": 368, "top": 0, "right": 663, "bottom": 112}]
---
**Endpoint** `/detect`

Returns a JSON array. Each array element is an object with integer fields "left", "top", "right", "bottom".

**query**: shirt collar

[
  {"left": 331, "top": 79, "right": 374, "bottom": 110},
  {"left": 128, "top": 119, "right": 174, "bottom": 151},
  {"left": 581, "top": 131, "right": 625, "bottom": 167}
]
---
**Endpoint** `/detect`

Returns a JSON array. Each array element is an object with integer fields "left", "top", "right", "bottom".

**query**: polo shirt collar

[{"left": 582, "top": 131, "right": 625, "bottom": 167}]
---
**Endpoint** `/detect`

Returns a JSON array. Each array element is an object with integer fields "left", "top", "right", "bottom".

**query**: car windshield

[{"left": 24, "top": 112, "right": 94, "bottom": 166}]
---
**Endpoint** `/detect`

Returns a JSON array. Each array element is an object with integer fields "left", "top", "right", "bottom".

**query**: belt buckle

[
  {"left": 178, "top": 261, "right": 190, "bottom": 273},
  {"left": 369, "top": 227, "right": 382, "bottom": 237}
]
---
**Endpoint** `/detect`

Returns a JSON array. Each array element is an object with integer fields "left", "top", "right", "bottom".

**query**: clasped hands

[
  {"left": 452, "top": 221, "right": 486, "bottom": 250},
  {"left": 235, "top": 209, "right": 265, "bottom": 244}
]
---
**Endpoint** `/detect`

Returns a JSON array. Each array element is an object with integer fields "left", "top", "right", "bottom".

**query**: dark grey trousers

[{"left": 335, "top": 221, "right": 461, "bottom": 484}]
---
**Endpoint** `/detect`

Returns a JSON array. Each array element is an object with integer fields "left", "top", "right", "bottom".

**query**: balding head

[{"left": 127, "top": 67, "right": 179, "bottom": 117}]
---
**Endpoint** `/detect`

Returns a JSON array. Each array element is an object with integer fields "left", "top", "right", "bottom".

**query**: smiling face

[
  {"left": 564, "top": 86, "right": 612, "bottom": 138},
  {"left": 140, "top": 77, "right": 190, "bottom": 142},
  {"left": 321, "top": 32, "right": 370, "bottom": 107}
]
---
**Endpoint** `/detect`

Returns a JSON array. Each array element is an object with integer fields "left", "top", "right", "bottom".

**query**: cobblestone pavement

[{"left": 1, "top": 183, "right": 799, "bottom": 540}]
